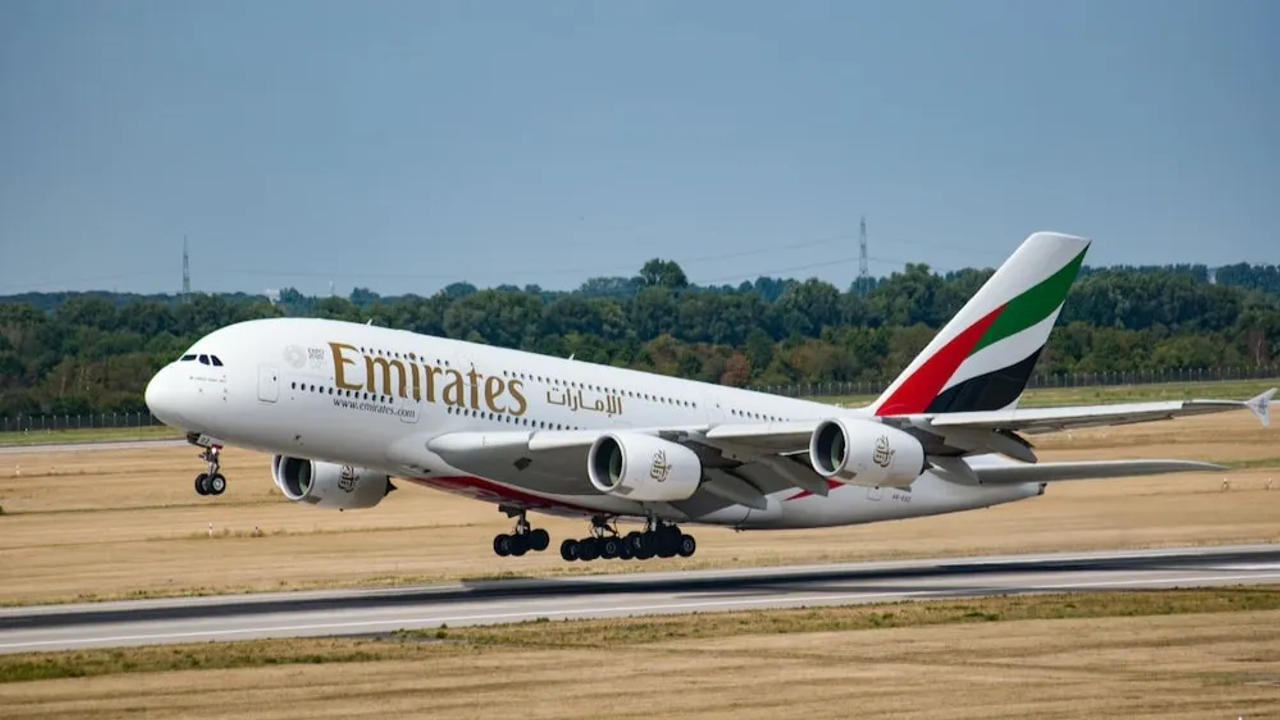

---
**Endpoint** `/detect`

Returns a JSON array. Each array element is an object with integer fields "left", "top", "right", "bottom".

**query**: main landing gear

[
  {"left": 193, "top": 444, "right": 226, "bottom": 496},
  {"left": 492, "top": 510, "right": 550, "bottom": 557},
  {"left": 560, "top": 517, "right": 696, "bottom": 562}
]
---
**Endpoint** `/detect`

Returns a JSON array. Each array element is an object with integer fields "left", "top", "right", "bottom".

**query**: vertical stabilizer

[{"left": 870, "top": 232, "right": 1089, "bottom": 416}]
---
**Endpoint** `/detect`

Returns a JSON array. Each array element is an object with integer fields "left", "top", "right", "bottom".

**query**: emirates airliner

[{"left": 145, "top": 233, "right": 1273, "bottom": 562}]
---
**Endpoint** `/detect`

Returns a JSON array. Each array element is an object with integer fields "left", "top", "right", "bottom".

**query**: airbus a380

[{"left": 145, "top": 233, "right": 1274, "bottom": 562}]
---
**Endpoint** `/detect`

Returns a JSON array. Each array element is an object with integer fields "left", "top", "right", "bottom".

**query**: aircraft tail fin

[{"left": 869, "top": 232, "right": 1089, "bottom": 416}]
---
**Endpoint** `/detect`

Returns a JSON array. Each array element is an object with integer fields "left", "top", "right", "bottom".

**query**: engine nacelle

[
  {"left": 809, "top": 418, "right": 925, "bottom": 488},
  {"left": 587, "top": 432, "right": 702, "bottom": 502},
  {"left": 272, "top": 455, "right": 393, "bottom": 510}
]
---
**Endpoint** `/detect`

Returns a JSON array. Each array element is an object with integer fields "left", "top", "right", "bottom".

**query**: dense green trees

[{"left": 1, "top": 259, "right": 1277, "bottom": 416}]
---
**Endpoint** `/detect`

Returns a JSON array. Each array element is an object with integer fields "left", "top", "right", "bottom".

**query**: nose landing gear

[{"left": 192, "top": 443, "right": 226, "bottom": 496}]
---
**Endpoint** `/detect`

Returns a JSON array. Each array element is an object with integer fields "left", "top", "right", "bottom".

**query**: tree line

[{"left": 1, "top": 259, "right": 1277, "bottom": 416}]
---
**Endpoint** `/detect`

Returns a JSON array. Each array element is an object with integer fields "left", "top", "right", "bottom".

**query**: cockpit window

[
  {"left": 180, "top": 354, "right": 197, "bottom": 362},
  {"left": 210, "top": 356, "right": 223, "bottom": 367},
  {"left": 198, "top": 354, "right": 210, "bottom": 365}
]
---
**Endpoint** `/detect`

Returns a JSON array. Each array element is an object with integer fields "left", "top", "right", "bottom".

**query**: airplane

[{"left": 144, "top": 232, "right": 1275, "bottom": 562}]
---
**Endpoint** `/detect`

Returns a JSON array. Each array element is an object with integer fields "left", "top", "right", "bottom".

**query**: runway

[{"left": 2, "top": 544, "right": 1278, "bottom": 654}]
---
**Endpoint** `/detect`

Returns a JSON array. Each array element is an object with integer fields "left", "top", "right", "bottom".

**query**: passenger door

[{"left": 258, "top": 365, "right": 279, "bottom": 403}]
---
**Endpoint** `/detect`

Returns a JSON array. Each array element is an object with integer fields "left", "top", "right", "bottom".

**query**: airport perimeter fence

[
  {"left": 1, "top": 364, "right": 1278, "bottom": 432},
  {"left": 0, "top": 411, "right": 161, "bottom": 433},
  {"left": 755, "top": 363, "right": 1280, "bottom": 399}
]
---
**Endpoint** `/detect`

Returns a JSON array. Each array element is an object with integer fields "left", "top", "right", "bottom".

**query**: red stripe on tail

[{"left": 874, "top": 304, "right": 1005, "bottom": 416}]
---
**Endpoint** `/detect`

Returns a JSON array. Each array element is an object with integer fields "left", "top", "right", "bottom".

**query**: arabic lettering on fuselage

[{"left": 545, "top": 387, "right": 624, "bottom": 417}]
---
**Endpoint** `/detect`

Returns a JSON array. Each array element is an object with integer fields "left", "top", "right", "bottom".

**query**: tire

[
  {"left": 208, "top": 474, "right": 227, "bottom": 495},
  {"left": 635, "top": 539, "right": 655, "bottom": 560},
  {"left": 194, "top": 473, "right": 210, "bottom": 496},
  {"left": 493, "top": 534, "right": 512, "bottom": 557},
  {"left": 529, "top": 528, "right": 550, "bottom": 552},
  {"left": 560, "top": 539, "right": 578, "bottom": 561},
  {"left": 510, "top": 533, "right": 529, "bottom": 557},
  {"left": 656, "top": 531, "right": 678, "bottom": 558},
  {"left": 677, "top": 534, "right": 696, "bottom": 558},
  {"left": 624, "top": 531, "right": 644, "bottom": 554},
  {"left": 577, "top": 538, "right": 600, "bottom": 562},
  {"left": 601, "top": 537, "right": 621, "bottom": 559},
  {"left": 618, "top": 543, "right": 634, "bottom": 560}
]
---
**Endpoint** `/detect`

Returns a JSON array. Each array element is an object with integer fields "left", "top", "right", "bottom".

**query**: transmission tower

[
  {"left": 182, "top": 236, "right": 191, "bottom": 299},
  {"left": 857, "top": 216, "right": 869, "bottom": 295}
]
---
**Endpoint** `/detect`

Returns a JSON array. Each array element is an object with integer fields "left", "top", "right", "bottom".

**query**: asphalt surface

[{"left": 2, "top": 544, "right": 1278, "bottom": 653}]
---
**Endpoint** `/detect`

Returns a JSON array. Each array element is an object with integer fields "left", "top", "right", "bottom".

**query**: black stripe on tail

[{"left": 925, "top": 349, "right": 1042, "bottom": 414}]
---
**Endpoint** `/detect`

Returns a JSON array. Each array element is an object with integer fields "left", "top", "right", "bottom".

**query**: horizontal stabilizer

[
  {"left": 917, "top": 392, "right": 1278, "bottom": 436},
  {"left": 969, "top": 458, "right": 1224, "bottom": 486},
  {"left": 1246, "top": 388, "right": 1275, "bottom": 428}
]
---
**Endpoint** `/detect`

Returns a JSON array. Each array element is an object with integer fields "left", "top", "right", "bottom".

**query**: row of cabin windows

[
  {"left": 348, "top": 344, "right": 698, "bottom": 410},
  {"left": 296, "top": 344, "right": 795, "bottom": 424},
  {"left": 292, "top": 378, "right": 582, "bottom": 430},
  {"left": 358, "top": 346, "right": 451, "bottom": 368},
  {"left": 292, "top": 381, "right": 394, "bottom": 404},
  {"left": 179, "top": 354, "right": 224, "bottom": 366},
  {"left": 294, "top": 375, "right": 789, "bottom": 426},
  {"left": 730, "top": 408, "right": 785, "bottom": 422},
  {"left": 499, "top": 368, "right": 696, "bottom": 408},
  {"left": 445, "top": 405, "right": 581, "bottom": 430}
]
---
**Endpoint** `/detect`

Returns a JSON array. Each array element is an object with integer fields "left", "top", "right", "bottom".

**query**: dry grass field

[
  {"left": 0, "top": 410, "right": 1277, "bottom": 606},
  {"left": 2, "top": 589, "right": 1279, "bottom": 719}
]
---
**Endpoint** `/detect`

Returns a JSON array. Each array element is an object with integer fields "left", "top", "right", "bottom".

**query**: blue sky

[{"left": 1, "top": 0, "right": 1276, "bottom": 296}]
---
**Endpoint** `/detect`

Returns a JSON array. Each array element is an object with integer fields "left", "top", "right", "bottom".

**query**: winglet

[{"left": 1246, "top": 388, "right": 1275, "bottom": 428}]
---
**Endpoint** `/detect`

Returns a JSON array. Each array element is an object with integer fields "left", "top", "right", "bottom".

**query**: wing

[
  {"left": 390, "top": 389, "right": 1271, "bottom": 512},
  {"left": 918, "top": 388, "right": 1275, "bottom": 435},
  {"left": 966, "top": 457, "right": 1224, "bottom": 485}
]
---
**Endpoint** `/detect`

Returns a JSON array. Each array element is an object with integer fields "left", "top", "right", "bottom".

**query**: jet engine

[
  {"left": 587, "top": 432, "right": 702, "bottom": 502},
  {"left": 808, "top": 419, "right": 925, "bottom": 489},
  {"left": 271, "top": 455, "right": 393, "bottom": 510}
]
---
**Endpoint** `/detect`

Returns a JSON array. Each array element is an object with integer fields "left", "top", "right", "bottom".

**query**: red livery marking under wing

[{"left": 407, "top": 474, "right": 602, "bottom": 514}]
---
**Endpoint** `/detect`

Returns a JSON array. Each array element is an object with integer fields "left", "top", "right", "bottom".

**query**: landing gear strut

[
  {"left": 192, "top": 443, "right": 226, "bottom": 496},
  {"left": 492, "top": 508, "right": 550, "bottom": 557},
  {"left": 560, "top": 517, "right": 695, "bottom": 562}
]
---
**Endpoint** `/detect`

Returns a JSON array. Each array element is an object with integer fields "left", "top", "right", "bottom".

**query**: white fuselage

[{"left": 145, "top": 318, "right": 1041, "bottom": 529}]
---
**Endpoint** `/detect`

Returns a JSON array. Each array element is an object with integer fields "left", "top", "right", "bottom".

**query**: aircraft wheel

[
  {"left": 560, "top": 539, "right": 578, "bottom": 561},
  {"left": 601, "top": 537, "right": 621, "bottom": 559},
  {"left": 577, "top": 538, "right": 600, "bottom": 562},
  {"left": 656, "top": 530, "right": 678, "bottom": 558},
  {"left": 208, "top": 474, "right": 227, "bottom": 495},
  {"left": 493, "top": 534, "right": 512, "bottom": 557},
  {"left": 529, "top": 528, "right": 550, "bottom": 552},
  {"left": 194, "top": 473, "right": 210, "bottom": 496},
  {"left": 509, "top": 534, "right": 529, "bottom": 557},
  {"left": 624, "top": 531, "right": 644, "bottom": 554},
  {"left": 635, "top": 540, "right": 655, "bottom": 560},
  {"left": 618, "top": 542, "right": 634, "bottom": 560},
  {"left": 677, "top": 534, "right": 697, "bottom": 558}
]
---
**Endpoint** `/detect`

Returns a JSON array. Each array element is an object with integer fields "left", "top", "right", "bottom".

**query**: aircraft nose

[{"left": 145, "top": 365, "right": 188, "bottom": 428}]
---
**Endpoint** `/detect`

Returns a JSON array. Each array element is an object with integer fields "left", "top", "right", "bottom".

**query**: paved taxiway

[{"left": 2, "top": 544, "right": 1278, "bottom": 653}]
